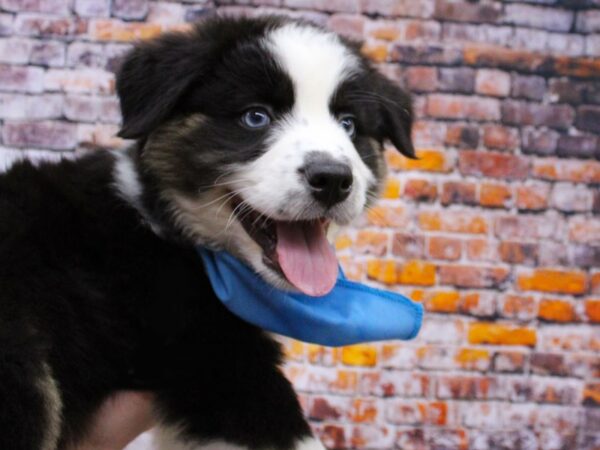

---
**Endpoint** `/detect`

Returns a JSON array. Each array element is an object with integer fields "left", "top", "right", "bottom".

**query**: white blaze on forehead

[{"left": 265, "top": 24, "right": 360, "bottom": 116}]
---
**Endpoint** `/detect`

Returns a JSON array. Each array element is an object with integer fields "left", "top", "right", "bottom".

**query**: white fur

[
  {"left": 112, "top": 149, "right": 143, "bottom": 210},
  {"left": 112, "top": 149, "right": 163, "bottom": 235},
  {"left": 228, "top": 24, "right": 373, "bottom": 227},
  {"left": 37, "top": 362, "right": 62, "bottom": 450},
  {"left": 153, "top": 426, "right": 325, "bottom": 450}
]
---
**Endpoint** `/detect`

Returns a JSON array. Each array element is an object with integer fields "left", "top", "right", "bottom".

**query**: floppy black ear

[
  {"left": 372, "top": 72, "right": 416, "bottom": 159},
  {"left": 116, "top": 31, "right": 210, "bottom": 139}
]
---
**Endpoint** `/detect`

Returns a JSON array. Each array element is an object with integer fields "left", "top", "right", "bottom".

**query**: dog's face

[{"left": 116, "top": 17, "right": 414, "bottom": 295}]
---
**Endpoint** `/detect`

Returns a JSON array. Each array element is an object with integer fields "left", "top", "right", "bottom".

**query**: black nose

[{"left": 302, "top": 156, "right": 353, "bottom": 208}]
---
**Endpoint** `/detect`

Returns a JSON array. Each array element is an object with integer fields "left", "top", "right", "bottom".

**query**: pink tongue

[{"left": 275, "top": 221, "right": 338, "bottom": 297}]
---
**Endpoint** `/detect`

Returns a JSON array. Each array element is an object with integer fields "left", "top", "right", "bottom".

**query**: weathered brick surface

[{"left": 2, "top": 1, "right": 600, "bottom": 448}]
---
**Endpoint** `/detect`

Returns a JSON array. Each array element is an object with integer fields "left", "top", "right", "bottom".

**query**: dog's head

[{"left": 116, "top": 16, "right": 414, "bottom": 295}]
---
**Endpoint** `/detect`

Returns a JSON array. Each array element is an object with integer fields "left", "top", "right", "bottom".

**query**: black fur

[{"left": 0, "top": 16, "right": 414, "bottom": 450}]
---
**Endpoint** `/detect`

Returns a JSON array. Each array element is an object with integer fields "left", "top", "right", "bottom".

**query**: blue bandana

[{"left": 197, "top": 247, "right": 423, "bottom": 347}]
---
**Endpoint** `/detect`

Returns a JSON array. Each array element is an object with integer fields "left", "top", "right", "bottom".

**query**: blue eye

[
  {"left": 241, "top": 107, "right": 271, "bottom": 129},
  {"left": 339, "top": 114, "right": 356, "bottom": 138}
]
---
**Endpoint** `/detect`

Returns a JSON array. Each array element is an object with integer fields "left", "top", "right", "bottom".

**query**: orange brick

[
  {"left": 283, "top": 339, "right": 305, "bottom": 361},
  {"left": 593, "top": 273, "right": 600, "bottom": 294},
  {"left": 482, "top": 124, "right": 518, "bottom": 149},
  {"left": 382, "top": 178, "right": 401, "bottom": 199},
  {"left": 356, "top": 230, "right": 388, "bottom": 256},
  {"left": 585, "top": 299, "right": 600, "bottom": 323},
  {"left": 418, "top": 401, "right": 448, "bottom": 426},
  {"left": 584, "top": 383, "right": 600, "bottom": 407},
  {"left": 424, "top": 291, "right": 461, "bottom": 313},
  {"left": 335, "top": 234, "right": 353, "bottom": 251},
  {"left": 367, "top": 259, "right": 397, "bottom": 285},
  {"left": 419, "top": 211, "right": 488, "bottom": 234},
  {"left": 386, "top": 148, "right": 450, "bottom": 173},
  {"left": 538, "top": 299, "right": 576, "bottom": 322},
  {"left": 455, "top": 348, "right": 491, "bottom": 371},
  {"left": 468, "top": 322, "right": 536, "bottom": 346},
  {"left": 517, "top": 269, "right": 587, "bottom": 295},
  {"left": 480, "top": 183, "right": 511, "bottom": 208},
  {"left": 428, "top": 236, "right": 462, "bottom": 260},
  {"left": 516, "top": 184, "right": 550, "bottom": 210},
  {"left": 350, "top": 399, "right": 378, "bottom": 423},
  {"left": 90, "top": 19, "right": 162, "bottom": 41},
  {"left": 403, "top": 179, "right": 438, "bottom": 202},
  {"left": 361, "top": 42, "right": 388, "bottom": 62},
  {"left": 369, "top": 24, "right": 402, "bottom": 41},
  {"left": 332, "top": 370, "right": 359, "bottom": 393},
  {"left": 398, "top": 260, "right": 436, "bottom": 286},
  {"left": 342, "top": 344, "right": 378, "bottom": 367}
]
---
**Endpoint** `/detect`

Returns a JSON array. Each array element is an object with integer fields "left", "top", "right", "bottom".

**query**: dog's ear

[
  {"left": 371, "top": 72, "right": 415, "bottom": 159},
  {"left": 116, "top": 32, "right": 211, "bottom": 139}
]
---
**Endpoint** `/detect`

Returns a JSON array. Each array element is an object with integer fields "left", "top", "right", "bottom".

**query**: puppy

[{"left": 0, "top": 16, "right": 414, "bottom": 450}]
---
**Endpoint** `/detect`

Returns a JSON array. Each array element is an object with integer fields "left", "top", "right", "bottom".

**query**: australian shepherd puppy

[{"left": 0, "top": 16, "right": 414, "bottom": 450}]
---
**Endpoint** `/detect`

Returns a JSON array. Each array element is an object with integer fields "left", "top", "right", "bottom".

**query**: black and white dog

[{"left": 0, "top": 16, "right": 414, "bottom": 450}]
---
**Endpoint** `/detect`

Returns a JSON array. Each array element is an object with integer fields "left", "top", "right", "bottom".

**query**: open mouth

[{"left": 230, "top": 195, "right": 338, "bottom": 297}]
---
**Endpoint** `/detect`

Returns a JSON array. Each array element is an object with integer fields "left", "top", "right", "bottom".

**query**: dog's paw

[{"left": 294, "top": 437, "right": 326, "bottom": 450}]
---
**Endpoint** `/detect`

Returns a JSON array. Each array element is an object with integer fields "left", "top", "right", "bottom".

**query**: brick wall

[{"left": 1, "top": 0, "right": 600, "bottom": 449}]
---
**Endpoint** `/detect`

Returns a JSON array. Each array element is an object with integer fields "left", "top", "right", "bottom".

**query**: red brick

[
  {"left": 392, "top": 233, "right": 425, "bottom": 259},
  {"left": 521, "top": 127, "right": 559, "bottom": 156},
  {"left": 533, "top": 158, "right": 600, "bottom": 183},
  {"left": 404, "top": 66, "right": 437, "bottom": 92},
  {"left": 426, "top": 94, "right": 500, "bottom": 121},
  {"left": 327, "top": 14, "right": 365, "bottom": 40},
  {"left": 439, "top": 68, "right": 475, "bottom": 94},
  {"left": 466, "top": 239, "right": 497, "bottom": 262},
  {"left": 402, "top": 179, "right": 437, "bottom": 202},
  {"left": 475, "top": 69, "right": 510, "bottom": 97},
  {"left": 530, "top": 353, "right": 568, "bottom": 377},
  {"left": 436, "top": 375, "right": 500, "bottom": 400},
  {"left": 361, "top": 1, "right": 435, "bottom": 18},
  {"left": 365, "top": 205, "right": 409, "bottom": 227},
  {"left": 355, "top": 230, "right": 388, "bottom": 256},
  {"left": 480, "top": 183, "right": 511, "bottom": 208},
  {"left": 459, "top": 150, "right": 529, "bottom": 180},
  {"left": 428, "top": 237, "right": 462, "bottom": 261},
  {"left": 517, "top": 269, "right": 588, "bottom": 295},
  {"left": 433, "top": 0, "right": 500, "bottom": 23},
  {"left": 492, "top": 351, "right": 527, "bottom": 373},
  {"left": 500, "top": 294, "right": 537, "bottom": 321},
  {"left": 391, "top": 43, "right": 462, "bottom": 65},
  {"left": 511, "top": 74, "right": 546, "bottom": 101},
  {"left": 494, "top": 215, "right": 558, "bottom": 240},
  {"left": 15, "top": 14, "right": 87, "bottom": 38},
  {"left": 516, "top": 183, "right": 550, "bottom": 210},
  {"left": 0, "top": 64, "right": 44, "bottom": 93},
  {"left": 419, "top": 210, "right": 489, "bottom": 234},
  {"left": 482, "top": 125, "right": 519, "bottom": 150},
  {"left": 503, "top": 4, "right": 574, "bottom": 32},
  {"left": 386, "top": 400, "right": 449, "bottom": 426},
  {"left": 499, "top": 241, "right": 538, "bottom": 266},
  {"left": 569, "top": 217, "right": 600, "bottom": 244},
  {"left": 441, "top": 181, "right": 477, "bottom": 206},
  {"left": 439, "top": 265, "right": 509, "bottom": 289},
  {"left": 502, "top": 100, "right": 575, "bottom": 130},
  {"left": 2, "top": 120, "right": 77, "bottom": 150},
  {"left": 444, "top": 122, "right": 479, "bottom": 148},
  {"left": 576, "top": 105, "right": 600, "bottom": 134}
]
